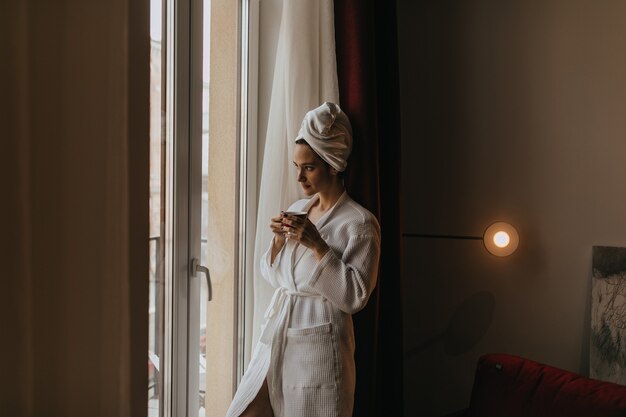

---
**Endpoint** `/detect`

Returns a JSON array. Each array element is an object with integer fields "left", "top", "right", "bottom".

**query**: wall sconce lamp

[
  {"left": 404, "top": 222, "right": 519, "bottom": 257},
  {"left": 482, "top": 222, "right": 519, "bottom": 257}
]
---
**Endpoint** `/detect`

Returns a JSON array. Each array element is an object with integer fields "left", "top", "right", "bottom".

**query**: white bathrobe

[{"left": 225, "top": 192, "right": 380, "bottom": 417}]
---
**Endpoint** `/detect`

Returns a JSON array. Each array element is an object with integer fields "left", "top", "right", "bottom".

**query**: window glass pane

[{"left": 149, "top": 0, "right": 165, "bottom": 415}]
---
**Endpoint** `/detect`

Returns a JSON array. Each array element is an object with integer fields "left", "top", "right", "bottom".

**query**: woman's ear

[{"left": 330, "top": 167, "right": 338, "bottom": 176}]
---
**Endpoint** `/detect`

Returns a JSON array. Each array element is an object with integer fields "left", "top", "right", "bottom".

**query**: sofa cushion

[{"left": 467, "top": 354, "right": 626, "bottom": 417}]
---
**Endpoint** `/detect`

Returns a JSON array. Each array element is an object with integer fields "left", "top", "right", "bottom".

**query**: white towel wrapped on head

[{"left": 295, "top": 102, "right": 353, "bottom": 172}]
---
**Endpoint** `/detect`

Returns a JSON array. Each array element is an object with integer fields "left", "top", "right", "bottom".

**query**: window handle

[{"left": 190, "top": 258, "right": 212, "bottom": 301}]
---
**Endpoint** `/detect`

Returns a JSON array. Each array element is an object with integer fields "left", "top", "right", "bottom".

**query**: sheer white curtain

[{"left": 250, "top": 0, "right": 340, "bottom": 354}]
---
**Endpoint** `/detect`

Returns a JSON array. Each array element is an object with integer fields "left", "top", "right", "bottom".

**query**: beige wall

[
  {"left": 397, "top": 1, "right": 626, "bottom": 415},
  {"left": 205, "top": 0, "right": 240, "bottom": 414}
]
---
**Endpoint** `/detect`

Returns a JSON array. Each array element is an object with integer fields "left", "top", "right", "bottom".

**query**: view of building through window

[{"left": 148, "top": 0, "right": 165, "bottom": 415}]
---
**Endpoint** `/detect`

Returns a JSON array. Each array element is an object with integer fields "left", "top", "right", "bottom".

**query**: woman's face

[{"left": 293, "top": 143, "right": 336, "bottom": 196}]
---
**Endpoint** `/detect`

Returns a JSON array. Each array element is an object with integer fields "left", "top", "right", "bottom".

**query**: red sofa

[{"left": 453, "top": 353, "right": 626, "bottom": 417}]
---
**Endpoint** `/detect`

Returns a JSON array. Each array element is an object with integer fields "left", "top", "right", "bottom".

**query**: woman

[{"left": 226, "top": 102, "right": 380, "bottom": 417}]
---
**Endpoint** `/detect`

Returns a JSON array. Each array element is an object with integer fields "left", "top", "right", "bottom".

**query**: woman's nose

[{"left": 297, "top": 169, "right": 306, "bottom": 182}]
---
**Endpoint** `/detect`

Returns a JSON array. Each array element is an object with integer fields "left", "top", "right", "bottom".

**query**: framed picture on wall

[{"left": 591, "top": 245, "right": 626, "bottom": 385}]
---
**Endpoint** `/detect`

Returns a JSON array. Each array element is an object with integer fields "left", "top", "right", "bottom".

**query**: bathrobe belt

[{"left": 259, "top": 286, "right": 323, "bottom": 345}]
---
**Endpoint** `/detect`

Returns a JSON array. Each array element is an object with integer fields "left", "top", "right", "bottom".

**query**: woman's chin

[{"left": 301, "top": 186, "right": 315, "bottom": 196}]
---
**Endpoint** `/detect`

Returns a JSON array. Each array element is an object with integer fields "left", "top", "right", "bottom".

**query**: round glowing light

[
  {"left": 493, "top": 231, "right": 510, "bottom": 248},
  {"left": 483, "top": 222, "right": 519, "bottom": 257}
]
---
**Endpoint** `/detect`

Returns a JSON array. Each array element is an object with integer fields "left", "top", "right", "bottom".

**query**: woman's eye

[{"left": 305, "top": 166, "right": 314, "bottom": 171}]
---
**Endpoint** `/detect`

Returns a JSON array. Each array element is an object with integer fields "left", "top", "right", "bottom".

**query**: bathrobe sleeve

[
  {"left": 259, "top": 238, "right": 285, "bottom": 288},
  {"left": 304, "top": 216, "right": 381, "bottom": 314}
]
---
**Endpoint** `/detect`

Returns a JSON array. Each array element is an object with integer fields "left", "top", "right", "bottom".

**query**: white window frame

[
  {"left": 164, "top": 0, "right": 210, "bottom": 414},
  {"left": 237, "top": 0, "right": 259, "bottom": 382}
]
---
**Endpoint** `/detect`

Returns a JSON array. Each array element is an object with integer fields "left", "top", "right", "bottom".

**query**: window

[{"left": 148, "top": 0, "right": 247, "bottom": 416}]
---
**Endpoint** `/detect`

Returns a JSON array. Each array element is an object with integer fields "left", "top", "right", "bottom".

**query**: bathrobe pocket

[{"left": 283, "top": 323, "right": 340, "bottom": 416}]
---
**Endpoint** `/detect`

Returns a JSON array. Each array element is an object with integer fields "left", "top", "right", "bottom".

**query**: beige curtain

[
  {"left": 249, "top": 0, "right": 340, "bottom": 359},
  {"left": 0, "top": 1, "right": 149, "bottom": 416}
]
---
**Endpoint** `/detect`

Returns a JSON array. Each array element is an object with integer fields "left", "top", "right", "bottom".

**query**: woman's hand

[
  {"left": 281, "top": 214, "right": 330, "bottom": 261},
  {"left": 269, "top": 214, "right": 287, "bottom": 264},
  {"left": 270, "top": 214, "right": 287, "bottom": 241}
]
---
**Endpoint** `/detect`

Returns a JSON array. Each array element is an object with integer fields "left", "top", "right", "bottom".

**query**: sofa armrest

[{"left": 467, "top": 354, "right": 626, "bottom": 417}]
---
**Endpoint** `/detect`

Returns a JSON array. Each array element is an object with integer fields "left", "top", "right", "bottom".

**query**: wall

[
  {"left": 397, "top": 1, "right": 626, "bottom": 416},
  {"left": 205, "top": 0, "right": 241, "bottom": 414}
]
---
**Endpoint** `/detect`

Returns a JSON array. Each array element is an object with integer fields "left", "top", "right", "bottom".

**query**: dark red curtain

[{"left": 334, "top": 1, "right": 404, "bottom": 416}]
